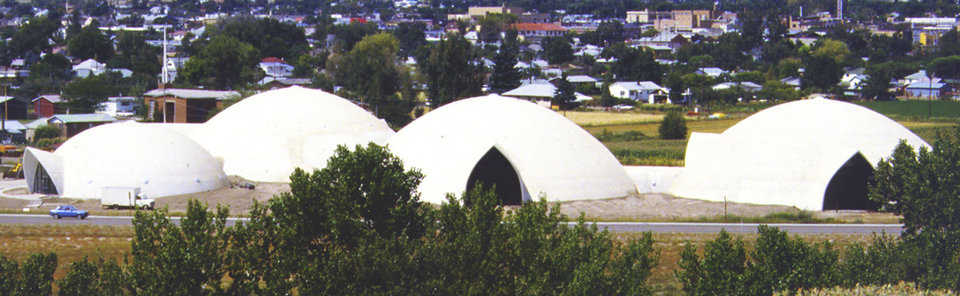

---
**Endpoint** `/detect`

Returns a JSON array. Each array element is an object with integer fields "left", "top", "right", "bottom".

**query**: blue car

[{"left": 49, "top": 205, "right": 89, "bottom": 220}]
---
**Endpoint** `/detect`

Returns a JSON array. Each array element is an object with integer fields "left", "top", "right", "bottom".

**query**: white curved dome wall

[
  {"left": 51, "top": 122, "right": 227, "bottom": 199},
  {"left": 195, "top": 86, "right": 395, "bottom": 182},
  {"left": 670, "top": 98, "right": 929, "bottom": 210},
  {"left": 388, "top": 95, "right": 636, "bottom": 204}
]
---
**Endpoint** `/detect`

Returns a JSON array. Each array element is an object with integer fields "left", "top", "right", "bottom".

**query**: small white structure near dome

[
  {"left": 23, "top": 122, "right": 227, "bottom": 199},
  {"left": 190, "top": 86, "right": 395, "bottom": 183},
  {"left": 669, "top": 98, "right": 929, "bottom": 210},
  {"left": 388, "top": 94, "right": 636, "bottom": 205}
]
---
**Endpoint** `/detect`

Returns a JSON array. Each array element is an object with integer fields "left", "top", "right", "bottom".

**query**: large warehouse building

[
  {"left": 388, "top": 94, "right": 637, "bottom": 205},
  {"left": 669, "top": 98, "right": 930, "bottom": 211}
]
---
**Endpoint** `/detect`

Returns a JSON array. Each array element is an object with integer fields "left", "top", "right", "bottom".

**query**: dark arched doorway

[
  {"left": 31, "top": 163, "right": 58, "bottom": 194},
  {"left": 466, "top": 147, "right": 523, "bottom": 205},
  {"left": 823, "top": 153, "right": 879, "bottom": 210}
]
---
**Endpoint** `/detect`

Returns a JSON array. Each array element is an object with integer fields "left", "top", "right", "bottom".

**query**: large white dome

[
  {"left": 671, "top": 98, "right": 930, "bottom": 210},
  {"left": 388, "top": 95, "right": 636, "bottom": 204},
  {"left": 194, "top": 86, "right": 395, "bottom": 182},
  {"left": 25, "top": 122, "right": 227, "bottom": 199}
]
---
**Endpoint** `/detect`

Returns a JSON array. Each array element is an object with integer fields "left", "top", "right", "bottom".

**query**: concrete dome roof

[
  {"left": 670, "top": 98, "right": 930, "bottom": 210},
  {"left": 25, "top": 122, "right": 227, "bottom": 199},
  {"left": 195, "top": 86, "right": 395, "bottom": 182},
  {"left": 388, "top": 95, "right": 636, "bottom": 204}
]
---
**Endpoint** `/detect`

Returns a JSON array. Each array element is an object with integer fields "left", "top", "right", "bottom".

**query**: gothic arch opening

[
  {"left": 823, "top": 153, "right": 879, "bottom": 210},
  {"left": 31, "top": 163, "right": 58, "bottom": 195},
  {"left": 466, "top": 147, "right": 523, "bottom": 205}
]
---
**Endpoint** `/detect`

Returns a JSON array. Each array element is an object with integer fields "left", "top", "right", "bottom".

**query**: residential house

[
  {"left": 96, "top": 96, "right": 137, "bottom": 117},
  {"left": 512, "top": 23, "right": 567, "bottom": 40},
  {"left": 780, "top": 77, "right": 802, "bottom": 90},
  {"left": 609, "top": 81, "right": 670, "bottom": 103},
  {"left": 467, "top": 6, "right": 523, "bottom": 19},
  {"left": 259, "top": 57, "right": 294, "bottom": 78},
  {"left": 33, "top": 95, "right": 64, "bottom": 118},
  {"left": 696, "top": 67, "right": 727, "bottom": 78},
  {"left": 73, "top": 59, "right": 106, "bottom": 78},
  {"left": 24, "top": 117, "right": 48, "bottom": 142},
  {"left": 48, "top": 113, "right": 116, "bottom": 138},
  {"left": 712, "top": 81, "right": 763, "bottom": 92},
  {"left": 0, "top": 120, "right": 26, "bottom": 144},
  {"left": 502, "top": 82, "right": 591, "bottom": 107},
  {"left": 906, "top": 78, "right": 951, "bottom": 99},
  {"left": 563, "top": 75, "right": 601, "bottom": 88},
  {"left": 143, "top": 88, "right": 240, "bottom": 123},
  {"left": 259, "top": 77, "right": 313, "bottom": 89}
]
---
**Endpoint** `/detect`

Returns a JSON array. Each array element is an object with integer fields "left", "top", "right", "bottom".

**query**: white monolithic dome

[
  {"left": 194, "top": 86, "right": 395, "bottom": 182},
  {"left": 23, "top": 122, "right": 227, "bottom": 199},
  {"left": 670, "top": 98, "right": 929, "bottom": 211},
  {"left": 388, "top": 94, "right": 636, "bottom": 205}
]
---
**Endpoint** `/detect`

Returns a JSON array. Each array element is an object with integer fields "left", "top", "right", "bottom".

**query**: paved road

[
  {"left": 0, "top": 214, "right": 250, "bottom": 227},
  {"left": 0, "top": 214, "right": 903, "bottom": 234}
]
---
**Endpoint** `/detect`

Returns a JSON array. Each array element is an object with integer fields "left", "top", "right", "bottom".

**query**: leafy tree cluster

[
  {"left": 203, "top": 17, "right": 308, "bottom": 61},
  {"left": 602, "top": 43, "right": 662, "bottom": 83},
  {"left": 420, "top": 34, "right": 485, "bottom": 107},
  {"left": 67, "top": 22, "right": 114, "bottom": 61},
  {"left": 658, "top": 111, "right": 687, "bottom": 140},
  {"left": 13, "top": 143, "right": 660, "bottom": 295},
  {"left": 677, "top": 227, "right": 840, "bottom": 296},
  {"left": 0, "top": 253, "right": 58, "bottom": 295},
  {"left": 178, "top": 34, "right": 260, "bottom": 89},
  {"left": 327, "top": 33, "right": 416, "bottom": 126},
  {"left": 488, "top": 29, "right": 522, "bottom": 94}
]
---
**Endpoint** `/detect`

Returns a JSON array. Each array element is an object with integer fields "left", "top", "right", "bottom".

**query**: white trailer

[{"left": 100, "top": 187, "right": 155, "bottom": 209}]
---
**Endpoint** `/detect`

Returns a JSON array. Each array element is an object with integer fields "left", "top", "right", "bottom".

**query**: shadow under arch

[
  {"left": 823, "top": 153, "right": 879, "bottom": 211},
  {"left": 466, "top": 147, "right": 525, "bottom": 205}
]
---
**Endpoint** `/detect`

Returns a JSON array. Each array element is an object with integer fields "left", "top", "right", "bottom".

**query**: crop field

[
  {"left": 0, "top": 224, "right": 131, "bottom": 280},
  {"left": 856, "top": 100, "right": 960, "bottom": 120},
  {"left": 562, "top": 111, "right": 665, "bottom": 126}
]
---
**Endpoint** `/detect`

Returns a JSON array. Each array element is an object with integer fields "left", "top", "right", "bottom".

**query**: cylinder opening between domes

[
  {"left": 822, "top": 153, "right": 879, "bottom": 211},
  {"left": 466, "top": 147, "right": 523, "bottom": 205}
]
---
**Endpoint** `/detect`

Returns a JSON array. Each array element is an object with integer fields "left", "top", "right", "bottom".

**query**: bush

[
  {"left": 658, "top": 111, "right": 687, "bottom": 139},
  {"left": 33, "top": 125, "right": 61, "bottom": 140},
  {"left": 678, "top": 226, "right": 840, "bottom": 295}
]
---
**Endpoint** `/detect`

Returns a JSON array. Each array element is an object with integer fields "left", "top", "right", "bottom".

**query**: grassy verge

[
  {"left": 856, "top": 100, "right": 960, "bottom": 121},
  {"left": 778, "top": 282, "right": 957, "bottom": 295},
  {"left": 0, "top": 224, "right": 132, "bottom": 280}
]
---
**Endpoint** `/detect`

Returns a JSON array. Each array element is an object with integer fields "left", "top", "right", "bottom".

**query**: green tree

[
  {"left": 658, "top": 111, "right": 687, "bottom": 140},
  {"left": 421, "top": 34, "right": 484, "bottom": 107},
  {"left": 203, "top": 16, "right": 308, "bottom": 60},
  {"left": 108, "top": 31, "right": 162, "bottom": 76},
  {"left": 58, "top": 258, "right": 102, "bottom": 295},
  {"left": 18, "top": 252, "right": 57, "bottom": 296},
  {"left": 927, "top": 55, "right": 960, "bottom": 79},
  {"left": 7, "top": 16, "right": 59, "bottom": 59},
  {"left": 33, "top": 125, "right": 60, "bottom": 140},
  {"left": 178, "top": 34, "right": 260, "bottom": 89},
  {"left": 677, "top": 230, "right": 747, "bottom": 296},
  {"left": 602, "top": 43, "right": 662, "bottom": 82},
  {"left": 327, "top": 33, "right": 413, "bottom": 126},
  {"left": 67, "top": 23, "right": 115, "bottom": 61},
  {"left": 489, "top": 29, "right": 522, "bottom": 94},
  {"left": 542, "top": 36, "right": 574, "bottom": 65},
  {"left": 802, "top": 54, "right": 841, "bottom": 91},
  {"left": 870, "top": 129, "right": 960, "bottom": 290},
  {"left": 553, "top": 73, "right": 577, "bottom": 109},
  {"left": 861, "top": 66, "right": 894, "bottom": 100},
  {"left": 62, "top": 74, "right": 119, "bottom": 113},
  {"left": 128, "top": 200, "right": 229, "bottom": 295},
  {"left": 744, "top": 225, "right": 839, "bottom": 295},
  {"left": 393, "top": 21, "right": 427, "bottom": 57}
]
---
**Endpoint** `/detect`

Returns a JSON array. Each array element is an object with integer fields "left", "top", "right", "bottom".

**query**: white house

[
  {"left": 609, "top": 81, "right": 669, "bottom": 103},
  {"left": 72, "top": 59, "right": 106, "bottom": 78},
  {"left": 696, "top": 67, "right": 727, "bottom": 77},
  {"left": 712, "top": 81, "right": 763, "bottom": 92},
  {"left": 96, "top": 96, "right": 137, "bottom": 117},
  {"left": 259, "top": 57, "right": 294, "bottom": 78}
]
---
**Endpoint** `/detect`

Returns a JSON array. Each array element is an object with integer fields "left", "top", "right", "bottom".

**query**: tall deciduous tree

[
  {"left": 602, "top": 43, "right": 662, "bottom": 82},
  {"left": 421, "top": 34, "right": 484, "bottom": 107},
  {"left": 62, "top": 74, "right": 120, "bottom": 113},
  {"left": 327, "top": 33, "right": 414, "bottom": 126},
  {"left": 489, "top": 29, "right": 522, "bottom": 94},
  {"left": 178, "top": 34, "right": 260, "bottom": 89},
  {"left": 67, "top": 23, "right": 115, "bottom": 61},
  {"left": 553, "top": 73, "right": 577, "bottom": 109},
  {"left": 542, "top": 36, "right": 575, "bottom": 65}
]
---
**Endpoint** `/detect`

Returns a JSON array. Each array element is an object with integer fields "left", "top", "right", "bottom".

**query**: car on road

[{"left": 49, "top": 205, "right": 88, "bottom": 219}]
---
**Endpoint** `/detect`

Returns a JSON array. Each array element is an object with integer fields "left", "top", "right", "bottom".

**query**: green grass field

[{"left": 856, "top": 100, "right": 960, "bottom": 121}]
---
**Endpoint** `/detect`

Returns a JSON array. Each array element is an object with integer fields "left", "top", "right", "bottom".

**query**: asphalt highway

[{"left": 0, "top": 214, "right": 903, "bottom": 234}]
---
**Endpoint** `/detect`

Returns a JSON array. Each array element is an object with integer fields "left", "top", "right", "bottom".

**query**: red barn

[{"left": 32, "top": 95, "right": 63, "bottom": 118}]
